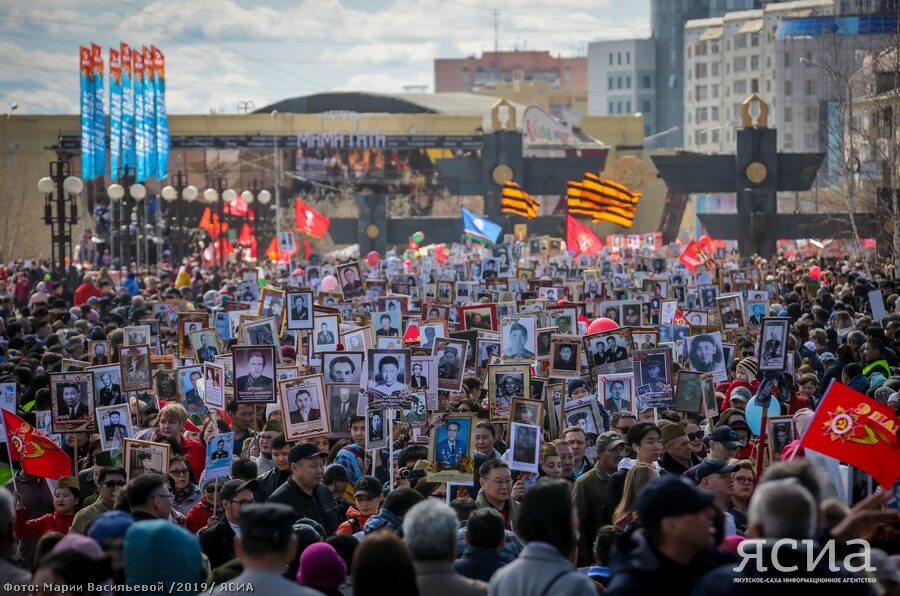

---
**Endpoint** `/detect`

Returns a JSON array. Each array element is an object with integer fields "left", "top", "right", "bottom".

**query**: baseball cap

[
  {"left": 219, "top": 478, "right": 259, "bottom": 501},
  {"left": 709, "top": 425, "right": 741, "bottom": 449},
  {"left": 289, "top": 442, "right": 326, "bottom": 464},
  {"left": 595, "top": 431, "right": 626, "bottom": 451},
  {"left": 636, "top": 475, "right": 715, "bottom": 529},
  {"left": 729, "top": 387, "right": 752, "bottom": 403},
  {"left": 353, "top": 475, "right": 382, "bottom": 499},
  {"left": 819, "top": 352, "right": 836, "bottom": 363},
  {"left": 240, "top": 503, "right": 299, "bottom": 546},
  {"left": 693, "top": 458, "right": 739, "bottom": 482}
]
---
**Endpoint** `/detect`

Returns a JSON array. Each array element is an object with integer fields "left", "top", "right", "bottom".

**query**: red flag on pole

[
  {"left": 3, "top": 409, "right": 72, "bottom": 480},
  {"left": 566, "top": 215, "right": 603, "bottom": 256},
  {"left": 678, "top": 239, "right": 704, "bottom": 273},
  {"left": 295, "top": 199, "right": 330, "bottom": 239},
  {"left": 799, "top": 382, "right": 900, "bottom": 488},
  {"left": 303, "top": 237, "right": 312, "bottom": 261}
]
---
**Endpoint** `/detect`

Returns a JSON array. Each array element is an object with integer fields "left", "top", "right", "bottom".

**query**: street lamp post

[
  {"left": 37, "top": 148, "right": 83, "bottom": 278},
  {"left": 161, "top": 171, "right": 195, "bottom": 264},
  {"left": 107, "top": 166, "right": 141, "bottom": 268},
  {"left": 799, "top": 56, "right": 868, "bottom": 273}
]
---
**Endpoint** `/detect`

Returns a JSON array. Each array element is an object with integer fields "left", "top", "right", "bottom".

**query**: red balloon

[
  {"left": 588, "top": 317, "right": 619, "bottom": 334},
  {"left": 809, "top": 265, "right": 821, "bottom": 280},
  {"left": 292, "top": 268, "right": 304, "bottom": 276},
  {"left": 556, "top": 299, "right": 572, "bottom": 306},
  {"left": 366, "top": 251, "right": 379, "bottom": 267}
]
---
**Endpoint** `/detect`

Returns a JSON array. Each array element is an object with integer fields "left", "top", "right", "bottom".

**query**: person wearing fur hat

[{"left": 14, "top": 475, "right": 80, "bottom": 538}]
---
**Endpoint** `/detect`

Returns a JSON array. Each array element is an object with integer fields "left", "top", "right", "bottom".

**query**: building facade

[
  {"left": 650, "top": 0, "right": 763, "bottom": 148},
  {"left": 683, "top": 0, "right": 835, "bottom": 153},
  {"left": 587, "top": 39, "right": 657, "bottom": 137}
]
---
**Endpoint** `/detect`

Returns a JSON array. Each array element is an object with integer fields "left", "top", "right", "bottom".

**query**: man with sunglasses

[
  {"left": 70, "top": 466, "right": 126, "bottom": 534},
  {"left": 200, "top": 478, "right": 258, "bottom": 569}
]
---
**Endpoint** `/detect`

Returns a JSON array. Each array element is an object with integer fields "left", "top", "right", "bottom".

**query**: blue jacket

[
  {"left": 456, "top": 522, "right": 524, "bottom": 564},
  {"left": 454, "top": 545, "right": 508, "bottom": 582}
]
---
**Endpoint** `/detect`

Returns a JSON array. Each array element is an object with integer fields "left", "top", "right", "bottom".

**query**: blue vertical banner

[
  {"left": 79, "top": 46, "right": 94, "bottom": 180},
  {"left": 120, "top": 43, "right": 135, "bottom": 177},
  {"left": 152, "top": 46, "right": 169, "bottom": 180},
  {"left": 133, "top": 47, "right": 146, "bottom": 182},
  {"left": 142, "top": 46, "right": 157, "bottom": 180},
  {"left": 91, "top": 43, "right": 106, "bottom": 179},
  {"left": 109, "top": 47, "right": 122, "bottom": 181}
]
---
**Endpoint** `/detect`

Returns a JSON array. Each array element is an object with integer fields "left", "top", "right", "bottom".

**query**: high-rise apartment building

[{"left": 587, "top": 39, "right": 657, "bottom": 136}]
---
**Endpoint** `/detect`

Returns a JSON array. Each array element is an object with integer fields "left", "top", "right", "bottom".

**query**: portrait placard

[
  {"left": 427, "top": 413, "right": 477, "bottom": 483},
  {"left": 124, "top": 438, "right": 170, "bottom": 480},
  {"left": 278, "top": 374, "right": 330, "bottom": 441},
  {"left": 119, "top": 344, "right": 151, "bottom": 392},
  {"left": 508, "top": 422, "right": 541, "bottom": 474},
  {"left": 233, "top": 345, "right": 277, "bottom": 403},
  {"left": 96, "top": 403, "right": 133, "bottom": 452}
]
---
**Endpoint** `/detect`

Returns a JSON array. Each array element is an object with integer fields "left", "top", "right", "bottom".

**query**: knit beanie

[
  {"left": 297, "top": 542, "right": 347, "bottom": 589},
  {"left": 124, "top": 520, "right": 203, "bottom": 594},
  {"left": 737, "top": 357, "right": 759, "bottom": 379}
]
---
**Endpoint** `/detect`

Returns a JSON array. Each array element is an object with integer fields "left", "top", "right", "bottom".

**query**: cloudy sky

[{"left": 0, "top": 0, "right": 649, "bottom": 115}]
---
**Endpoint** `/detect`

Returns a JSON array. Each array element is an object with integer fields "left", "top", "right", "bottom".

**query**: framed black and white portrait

[
  {"left": 278, "top": 374, "right": 329, "bottom": 440},
  {"left": 508, "top": 422, "right": 541, "bottom": 474},
  {"left": 598, "top": 373, "right": 635, "bottom": 414},
  {"left": 50, "top": 372, "right": 96, "bottom": 433},
  {"left": 434, "top": 337, "right": 468, "bottom": 392},
  {"left": 322, "top": 352, "right": 364, "bottom": 385},
  {"left": 686, "top": 332, "right": 726, "bottom": 380},
  {"left": 549, "top": 335, "right": 581, "bottom": 378},
  {"left": 286, "top": 291, "right": 314, "bottom": 330},
  {"left": 233, "top": 345, "right": 277, "bottom": 403},
  {"left": 759, "top": 317, "right": 789, "bottom": 372}
]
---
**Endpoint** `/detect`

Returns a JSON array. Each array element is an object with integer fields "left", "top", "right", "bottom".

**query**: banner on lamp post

[
  {"left": 109, "top": 48, "right": 122, "bottom": 181},
  {"left": 79, "top": 46, "right": 94, "bottom": 181},
  {"left": 133, "top": 47, "right": 146, "bottom": 182},
  {"left": 142, "top": 46, "right": 157, "bottom": 180},
  {"left": 152, "top": 47, "right": 169, "bottom": 180},
  {"left": 120, "top": 43, "right": 135, "bottom": 177},
  {"left": 91, "top": 43, "right": 105, "bottom": 179}
]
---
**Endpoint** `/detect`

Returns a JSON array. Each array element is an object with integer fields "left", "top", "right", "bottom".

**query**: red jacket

[
  {"left": 74, "top": 282, "right": 103, "bottom": 306},
  {"left": 335, "top": 506, "right": 371, "bottom": 535},
  {"left": 185, "top": 498, "right": 217, "bottom": 534},
  {"left": 721, "top": 379, "right": 760, "bottom": 411},
  {"left": 15, "top": 510, "right": 74, "bottom": 538},
  {"left": 152, "top": 433, "right": 206, "bottom": 479},
  {"left": 786, "top": 394, "right": 812, "bottom": 415}
]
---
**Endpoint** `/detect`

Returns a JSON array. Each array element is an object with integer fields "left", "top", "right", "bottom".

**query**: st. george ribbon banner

[{"left": 79, "top": 46, "right": 94, "bottom": 181}]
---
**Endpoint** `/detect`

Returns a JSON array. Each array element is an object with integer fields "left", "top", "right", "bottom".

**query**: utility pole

[
  {"left": 272, "top": 110, "right": 282, "bottom": 243},
  {"left": 493, "top": 9, "right": 499, "bottom": 54}
]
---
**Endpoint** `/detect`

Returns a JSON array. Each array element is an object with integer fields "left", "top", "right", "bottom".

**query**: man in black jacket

[
  {"left": 200, "top": 478, "right": 257, "bottom": 569},
  {"left": 266, "top": 442, "right": 340, "bottom": 536},
  {"left": 254, "top": 436, "right": 292, "bottom": 502}
]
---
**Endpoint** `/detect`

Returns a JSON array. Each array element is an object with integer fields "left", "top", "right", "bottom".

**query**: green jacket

[
  {"left": 475, "top": 488, "right": 520, "bottom": 532},
  {"left": 69, "top": 499, "right": 108, "bottom": 535}
]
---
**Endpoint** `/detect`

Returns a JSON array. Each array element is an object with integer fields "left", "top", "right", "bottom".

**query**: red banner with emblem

[{"left": 3, "top": 410, "right": 72, "bottom": 479}]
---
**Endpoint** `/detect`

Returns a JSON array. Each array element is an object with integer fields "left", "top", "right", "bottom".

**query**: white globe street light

[
  {"left": 257, "top": 189, "right": 271, "bottom": 204},
  {"left": 222, "top": 189, "right": 237, "bottom": 204},
  {"left": 160, "top": 185, "right": 178, "bottom": 201},
  {"left": 62, "top": 176, "right": 84, "bottom": 195},
  {"left": 107, "top": 183, "right": 125, "bottom": 202},
  {"left": 241, "top": 190, "right": 254, "bottom": 204},
  {"left": 37, "top": 177, "right": 54, "bottom": 194},
  {"left": 203, "top": 188, "right": 219, "bottom": 203},
  {"left": 130, "top": 183, "right": 147, "bottom": 201},
  {"left": 182, "top": 185, "right": 198, "bottom": 202}
]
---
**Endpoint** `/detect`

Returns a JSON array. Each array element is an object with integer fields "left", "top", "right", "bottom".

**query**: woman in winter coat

[{"left": 14, "top": 476, "right": 80, "bottom": 538}]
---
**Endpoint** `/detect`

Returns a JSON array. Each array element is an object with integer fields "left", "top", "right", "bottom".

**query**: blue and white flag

[{"left": 461, "top": 207, "right": 502, "bottom": 245}]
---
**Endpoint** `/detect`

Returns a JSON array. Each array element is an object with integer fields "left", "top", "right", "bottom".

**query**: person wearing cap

[
  {"left": 606, "top": 476, "right": 723, "bottom": 595},
  {"left": 572, "top": 431, "right": 627, "bottom": 567},
  {"left": 13, "top": 475, "right": 79, "bottom": 539},
  {"left": 660, "top": 423, "right": 700, "bottom": 476},
  {"left": 707, "top": 425, "right": 741, "bottom": 462},
  {"left": 70, "top": 466, "right": 126, "bottom": 535},
  {"left": 693, "top": 458, "right": 739, "bottom": 536},
  {"left": 267, "top": 443, "right": 340, "bottom": 536},
  {"left": 200, "top": 478, "right": 258, "bottom": 569},
  {"left": 336, "top": 475, "right": 383, "bottom": 536},
  {"left": 213, "top": 503, "right": 318, "bottom": 595},
  {"left": 727, "top": 386, "right": 752, "bottom": 412}
]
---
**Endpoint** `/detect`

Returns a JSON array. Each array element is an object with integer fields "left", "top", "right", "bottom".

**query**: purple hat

[
  {"left": 50, "top": 533, "right": 103, "bottom": 558},
  {"left": 296, "top": 542, "right": 347, "bottom": 589}
]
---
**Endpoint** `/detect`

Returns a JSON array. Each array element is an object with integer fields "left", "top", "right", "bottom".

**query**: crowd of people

[{"left": 0, "top": 239, "right": 899, "bottom": 596}]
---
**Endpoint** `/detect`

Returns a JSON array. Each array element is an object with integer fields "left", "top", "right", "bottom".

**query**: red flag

[
  {"left": 3, "top": 410, "right": 72, "bottom": 480},
  {"left": 799, "top": 382, "right": 900, "bottom": 488},
  {"left": 303, "top": 237, "right": 312, "bottom": 261},
  {"left": 566, "top": 215, "right": 603, "bottom": 256},
  {"left": 435, "top": 244, "right": 447, "bottom": 263},
  {"left": 237, "top": 223, "right": 254, "bottom": 247},
  {"left": 678, "top": 240, "right": 703, "bottom": 273},
  {"left": 295, "top": 199, "right": 330, "bottom": 239}
]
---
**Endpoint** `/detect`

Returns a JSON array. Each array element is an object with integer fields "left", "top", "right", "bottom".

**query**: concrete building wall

[
  {"left": 587, "top": 39, "right": 657, "bottom": 137},
  {"left": 434, "top": 51, "right": 586, "bottom": 93}
]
